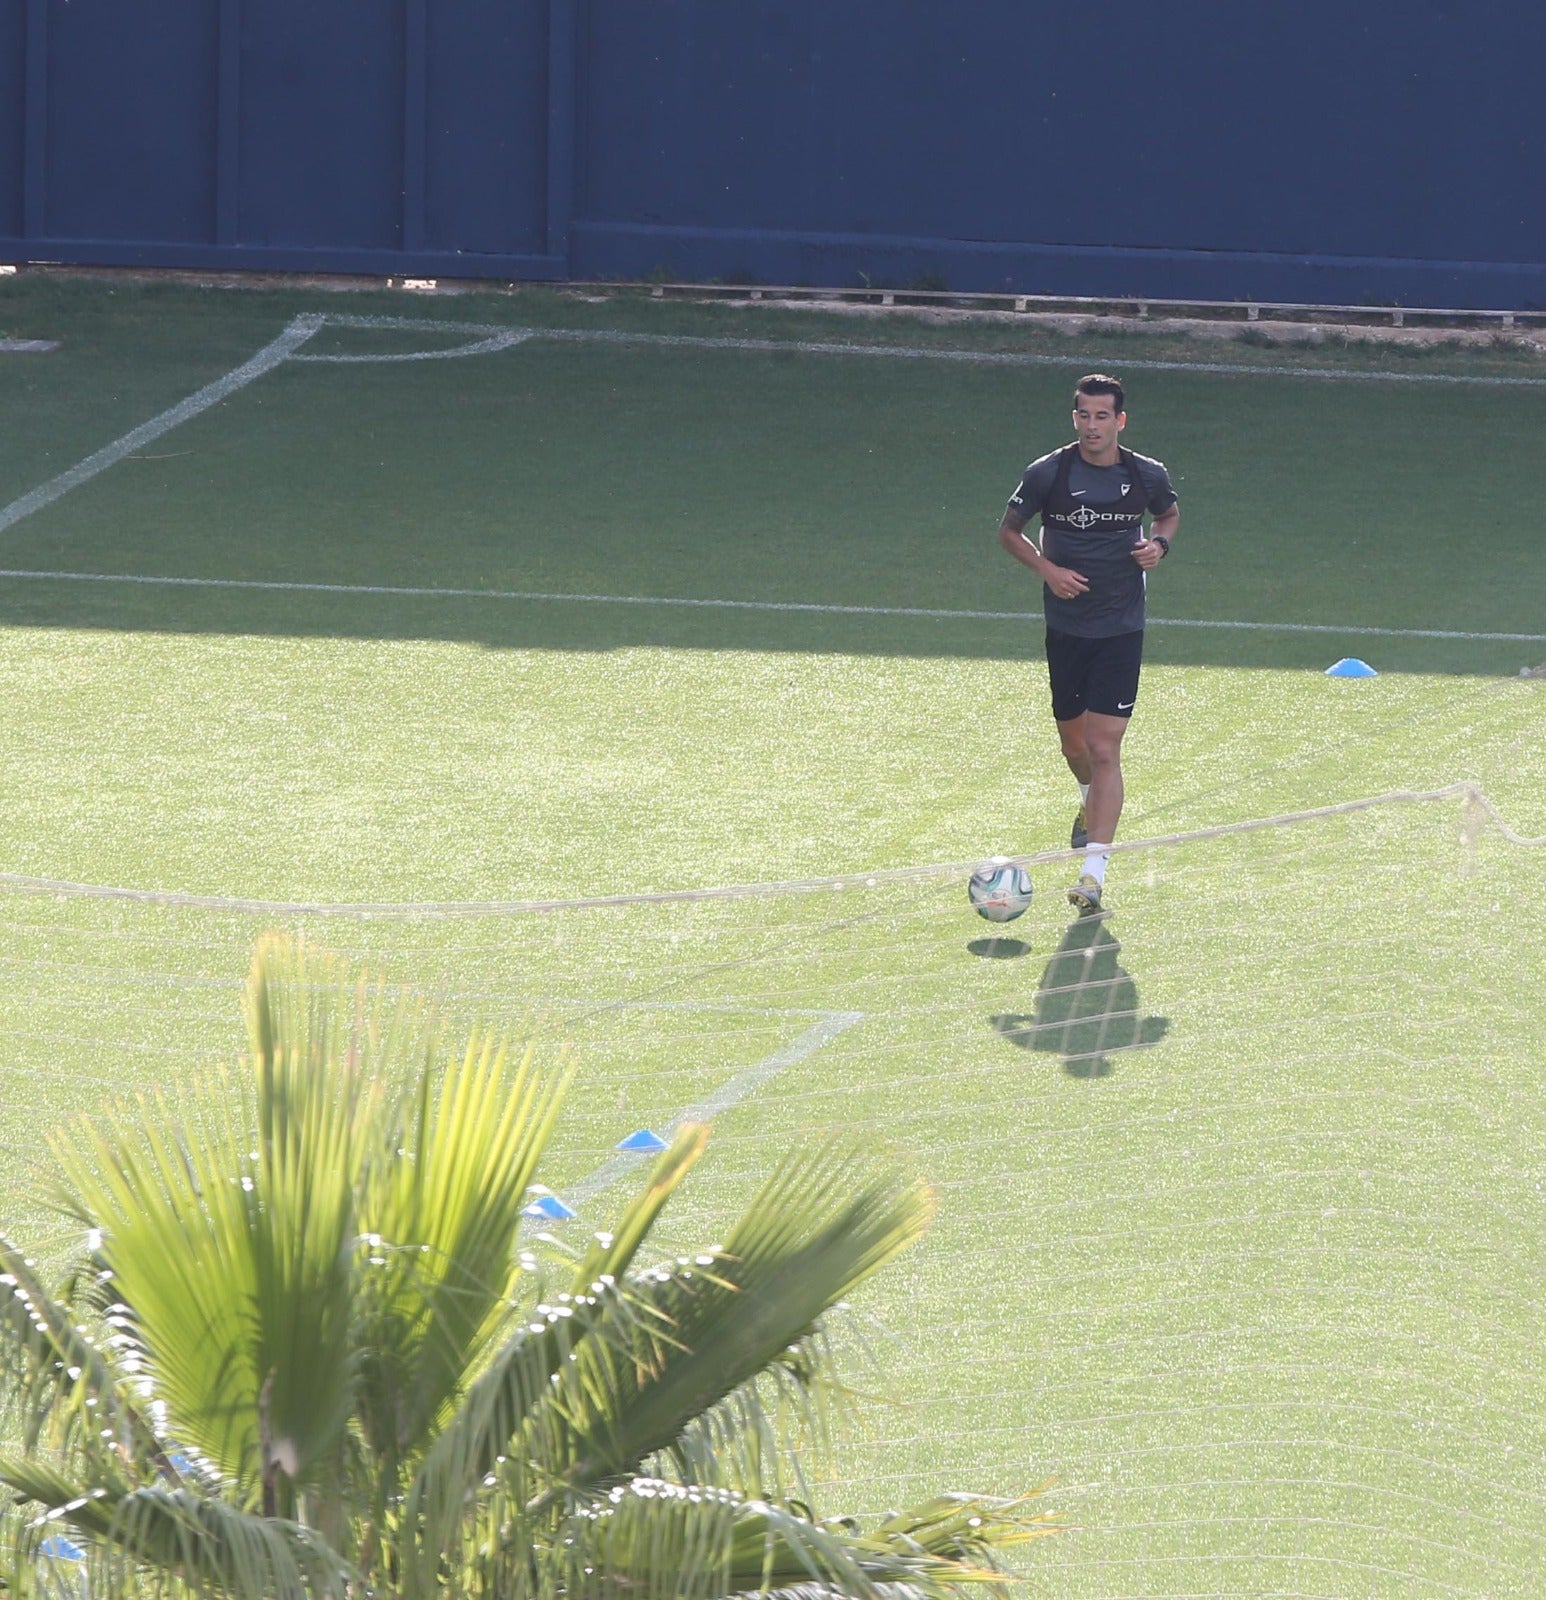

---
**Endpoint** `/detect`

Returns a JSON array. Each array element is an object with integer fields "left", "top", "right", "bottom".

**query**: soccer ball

[{"left": 967, "top": 857, "right": 1033, "bottom": 922}]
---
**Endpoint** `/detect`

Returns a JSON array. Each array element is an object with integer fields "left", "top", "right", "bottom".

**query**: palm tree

[{"left": 0, "top": 933, "right": 1051, "bottom": 1600}]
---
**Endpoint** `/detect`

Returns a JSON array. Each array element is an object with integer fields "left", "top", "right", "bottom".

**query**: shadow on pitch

[
  {"left": 989, "top": 914, "right": 1168, "bottom": 1079},
  {"left": 0, "top": 577, "right": 1509, "bottom": 678}
]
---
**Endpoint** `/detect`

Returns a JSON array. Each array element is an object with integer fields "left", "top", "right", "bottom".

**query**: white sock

[
  {"left": 1082, "top": 845, "right": 1111, "bottom": 885},
  {"left": 1077, "top": 783, "right": 1090, "bottom": 806}
]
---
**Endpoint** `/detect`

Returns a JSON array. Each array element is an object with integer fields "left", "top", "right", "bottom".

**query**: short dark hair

[{"left": 1074, "top": 373, "right": 1125, "bottom": 413}]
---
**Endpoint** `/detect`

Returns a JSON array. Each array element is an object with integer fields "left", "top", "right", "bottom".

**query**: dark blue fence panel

[
  {"left": 237, "top": 0, "right": 405, "bottom": 250},
  {"left": 0, "top": 0, "right": 1543, "bottom": 306},
  {"left": 423, "top": 0, "right": 551, "bottom": 258},
  {"left": 40, "top": 0, "right": 217, "bottom": 244},
  {"left": 0, "top": 0, "right": 565, "bottom": 276},
  {"left": 0, "top": 1, "right": 22, "bottom": 237},
  {"left": 576, "top": 6, "right": 1021, "bottom": 239},
  {"left": 570, "top": 0, "right": 1546, "bottom": 308}
]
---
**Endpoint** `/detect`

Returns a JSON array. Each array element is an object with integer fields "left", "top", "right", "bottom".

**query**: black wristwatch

[{"left": 1152, "top": 534, "right": 1170, "bottom": 558}]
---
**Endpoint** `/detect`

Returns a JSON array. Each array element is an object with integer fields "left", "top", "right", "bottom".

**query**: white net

[{"left": 1, "top": 783, "right": 1543, "bottom": 1598}]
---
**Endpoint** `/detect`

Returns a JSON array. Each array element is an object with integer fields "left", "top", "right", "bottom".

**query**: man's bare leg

[
  {"left": 1063, "top": 711, "right": 1129, "bottom": 910},
  {"left": 1057, "top": 714, "right": 1094, "bottom": 848}
]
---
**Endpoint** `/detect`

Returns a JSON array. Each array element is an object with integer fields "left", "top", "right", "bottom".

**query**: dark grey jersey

[{"left": 1007, "top": 445, "right": 1177, "bottom": 637}]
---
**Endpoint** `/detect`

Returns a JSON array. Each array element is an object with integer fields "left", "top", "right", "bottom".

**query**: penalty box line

[
  {"left": 0, "top": 315, "right": 324, "bottom": 537},
  {"left": 9, "top": 303, "right": 1546, "bottom": 536},
  {"left": 0, "top": 313, "right": 527, "bottom": 539},
  {"left": 3, "top": 310, "right": 1543, "bottom": 651},
  {"left": 317, "top": 313, "right": 1546, "bottom": 388}
]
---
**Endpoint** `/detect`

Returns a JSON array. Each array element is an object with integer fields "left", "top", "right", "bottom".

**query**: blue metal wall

[
  {"left": 1, "top": 0, "right": 1542, "bottom": 308},
  {"left": 0, "top": 0, "right": 567, "bottom": 277}
]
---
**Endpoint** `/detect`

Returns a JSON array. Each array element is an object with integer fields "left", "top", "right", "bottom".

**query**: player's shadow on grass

[{"left": 990, "top": 915, "right": 1168, "bottom": 1079}]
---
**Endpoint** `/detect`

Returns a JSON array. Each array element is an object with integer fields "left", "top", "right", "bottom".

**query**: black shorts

[{"left": 1045, "top": 627, "right": 1144, "bottom": 721}]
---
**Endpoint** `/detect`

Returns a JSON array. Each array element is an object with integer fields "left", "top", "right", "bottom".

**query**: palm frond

[
  {"left": 42, "top": 937, "right": 376, "bottom": 1502},
  {"left": 245, "top": 940, "right": 375, "bottom": 1468},
  {"left": 532, "top": 1137, "right": 933, "bottom": 1501},
  {"left": 396, "top": 1287, "right": 610, "bottom": 1598},
  {"left": 354, "top": 1030, "right": 571, "bottom": 1466},
  {"left": 396, "top": 1124, "right": 710, "bottom": 1587},
  {"left": 530, "top": 1478, "right": 1052, "bottom": 1600},
  {"left": 2, "top": 1456, "right": 351, "bottom": 1600},
  {"left": 865, "top": 1491, "right": 1061, "bottom": 1568},
  {"left": 653, "top": 1323, "right": 846, "bottom": 1505},
  {"left": 566, "top": 1124, "right": 711, "bottom": 1292},
  {"left": 0, "top": 936, "right": 1055, "bottom": 1600},
  {"left": 419, "top": 1135, "right": 926, "bottom": 1523},
  {"left": 47, "top": 1083, "right": 355, "bottom": 1506},
  {"left": 0, "top": 1241, "right": 170, "bottom": 1472}
]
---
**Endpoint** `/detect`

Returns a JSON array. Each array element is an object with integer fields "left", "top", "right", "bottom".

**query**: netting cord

[{"left": 0, "top": 782, "right": 1537, "bottom": 920}]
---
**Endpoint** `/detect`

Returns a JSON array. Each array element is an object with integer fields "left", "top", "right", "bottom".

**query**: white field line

[
  {"left": 314, "top": 313, "right": 1546, "bottom": 388},
  {"left": 0, "top": 782, "right": 1536, "bottom": 918},
  {"left": 0, "top": 314, "right": 322, "bottom": 536},
  {"left": 0, "top": 340, "right": 59, "bottom": 353},
  {"left": 558, "top": 1009, "right": 866, "bottom": 1213},
  {"left": 3, "top": 309, "right": 1542, "bottom": 653},
  {"left": 0, "top": 567, "right": 1539, "bottom": 645},
  {"left": 2, "top": 307, "right": 1544, "bottom": 539},
  {"left": 289, "top": 328, "right": 532, "bottom": 363}
]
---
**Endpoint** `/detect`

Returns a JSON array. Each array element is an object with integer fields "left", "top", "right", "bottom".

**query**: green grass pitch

[{"left": 0, "top": 274, "right": 1543, "bottom": 1598}]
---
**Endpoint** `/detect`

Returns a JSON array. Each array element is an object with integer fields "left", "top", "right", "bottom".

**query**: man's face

[{"left": 1072, "top": 391, "right": 1126, "bottom": 462}]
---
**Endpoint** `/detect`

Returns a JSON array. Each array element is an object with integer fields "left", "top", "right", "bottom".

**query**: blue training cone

[
  {"left": 1326, "top": 657, "right": 1378, "bottom": 677},
  {"left": 522, "top": 1194, "right": 577, "bottom": 1221},
  {"left": 616, "top": 1129, "right": 669, "bottom": 1153}
]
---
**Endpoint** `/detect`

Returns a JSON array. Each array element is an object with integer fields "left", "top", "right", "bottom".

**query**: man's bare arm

[{"left": 999, "top": 514, "right": 1089, "bottom": 599}]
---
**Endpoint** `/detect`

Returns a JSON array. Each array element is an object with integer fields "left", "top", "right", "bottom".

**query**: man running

[{"left": 997, "top": 373, "right": 1180, "bottom": 913}]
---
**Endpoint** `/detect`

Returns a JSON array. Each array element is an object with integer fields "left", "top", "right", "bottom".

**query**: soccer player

[{"left": 997, "top": 373, "right": 1179, "bottom": 914}]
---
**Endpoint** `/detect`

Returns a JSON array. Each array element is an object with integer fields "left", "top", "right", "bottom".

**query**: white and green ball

[{"left": 968, "top": 857, "right": 1033, "bottom": 922}]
